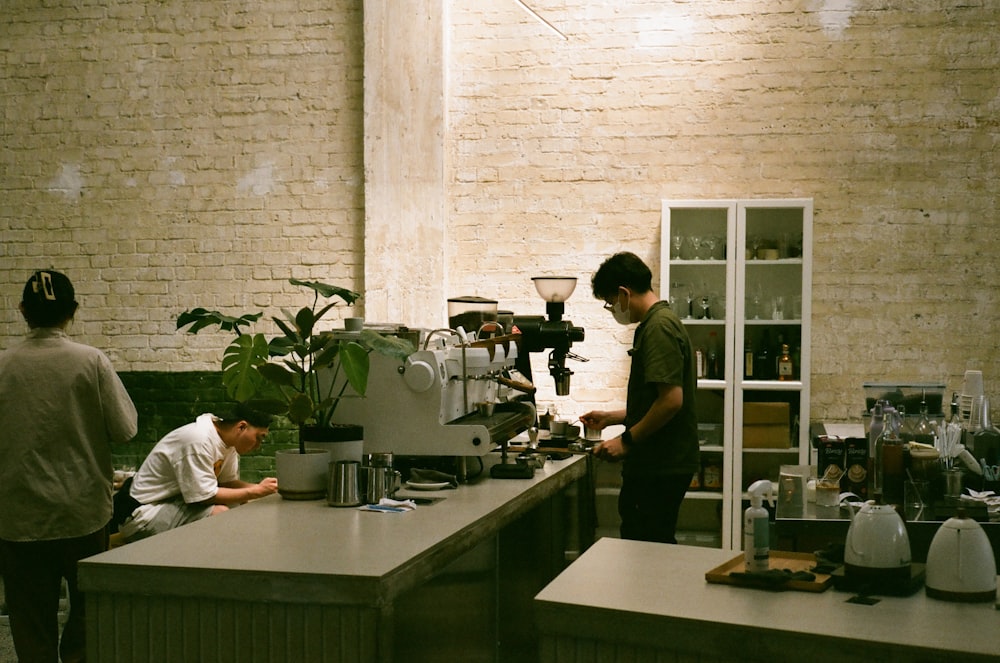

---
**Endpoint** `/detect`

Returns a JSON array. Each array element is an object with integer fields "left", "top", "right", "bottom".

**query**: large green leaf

[
  {"left": 286, "top": 393, "right": 316, "bottom": 425},
  {"left": 360, "top": 329, "right": 415, "bottom": 360},
  {"left": 220, "top": 334, "right": 269, "bottom": 402},
  {"left": 289, "top": 279, "right": 361, "bottom": 305},
  {"left": 258, "top": 362, "right": 297, "bottom": 387},
  {"left": 177, "top": 309, "right": 262, "bottom": 335},
  {"left": 339, "top": 341, "right": 371, "bottom": 396}
]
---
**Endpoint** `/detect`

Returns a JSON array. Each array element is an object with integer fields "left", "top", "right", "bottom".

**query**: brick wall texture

[{"left": 3, "top": 1, "right": 999, "bottom": 426}]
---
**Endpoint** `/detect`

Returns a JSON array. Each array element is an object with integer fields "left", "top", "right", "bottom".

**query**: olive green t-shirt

[{"left": 622, "top": 301, "right": 700, "bottom": 478}]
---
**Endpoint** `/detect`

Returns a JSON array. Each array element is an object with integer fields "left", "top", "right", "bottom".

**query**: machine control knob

[{"left": 402, "top": 359, "right": 436, "bottom": 392}]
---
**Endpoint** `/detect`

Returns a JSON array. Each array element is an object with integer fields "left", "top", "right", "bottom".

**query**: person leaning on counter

[
  {"left": 117, "top": 404, "right": 278, "bottom": 542},
  {"left": 0, "top": 270, "right": 139, "bottom": 663},
  {"left": 580, "top": 252, "right": 700, "bottom": 544}
]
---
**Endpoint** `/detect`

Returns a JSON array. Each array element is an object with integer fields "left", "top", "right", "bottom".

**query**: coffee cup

[
  {"left": 549, "top": 419, "right": 569, "bottom": 437},
  {"left": 344, "top": 317, "right": 364, "bottom": 331},
  {"left": 583, "top": 425, "right": 602, "bottom": 442}
]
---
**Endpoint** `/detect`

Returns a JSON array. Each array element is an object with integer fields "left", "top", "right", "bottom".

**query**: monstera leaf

[{"left": 221, "top": 334, "right": 269, "bottom": 402}]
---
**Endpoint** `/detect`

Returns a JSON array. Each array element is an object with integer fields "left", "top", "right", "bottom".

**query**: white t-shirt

[{"left": 130, "top": 413, "right": 239, "bottom": 505}]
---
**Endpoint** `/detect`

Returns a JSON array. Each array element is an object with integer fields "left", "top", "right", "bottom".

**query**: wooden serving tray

[{"left": 705, "top": 551, "right": 833, "bottom": 592}]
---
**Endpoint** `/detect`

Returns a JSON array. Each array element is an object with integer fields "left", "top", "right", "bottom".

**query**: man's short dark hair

[
  {"left": 220, "top": 402, "right": 275, "bottom": 429},
  {"left": 591, "top": 252, "right": 653, "bottom": 301}
]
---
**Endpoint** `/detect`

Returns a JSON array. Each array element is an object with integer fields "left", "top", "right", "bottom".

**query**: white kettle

[
  {"left": 925, "top": 510, "right": 997, "bottom": 602},
  {"left": 844, "top": 501, "right": 912, "bottom": 582}
]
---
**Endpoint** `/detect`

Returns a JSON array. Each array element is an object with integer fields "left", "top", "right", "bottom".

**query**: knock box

[{"left": 743, "top": 402, "right": 791, "bottom": 448}]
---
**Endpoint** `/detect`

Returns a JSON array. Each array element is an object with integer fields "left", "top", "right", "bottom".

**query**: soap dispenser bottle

[{"left": 744, "top": 480, "right": 774, "bottom": 573}]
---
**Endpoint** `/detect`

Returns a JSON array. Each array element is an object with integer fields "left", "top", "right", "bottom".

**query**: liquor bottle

[
  {"left": 743, "top": 337, "right": 754, "bottom": 379},
  {"left": 773, "top": 332, "right": 785, "bottom": 377},
  {"left": 777, "top": 344, "right": 793, "bottom": 381},
  {"left": 756, "top": 330, "right": 772, "bottom": 380},
  {"left": 707, "top": 331, "right": 720, "bottom": 379},
  {"left": 695, "top": 347, "right": 705, "bottom": 379}
]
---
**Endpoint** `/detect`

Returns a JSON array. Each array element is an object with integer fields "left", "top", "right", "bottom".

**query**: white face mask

[{"left": 611, "top": 291, "right": 632, "bottom": 325}]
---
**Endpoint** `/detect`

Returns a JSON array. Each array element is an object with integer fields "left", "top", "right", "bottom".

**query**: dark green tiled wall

[{"left": 114, "top": 371, "right": 297, "bottom": 482}]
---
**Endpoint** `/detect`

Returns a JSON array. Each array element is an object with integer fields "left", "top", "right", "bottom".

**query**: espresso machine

[{"left": 329, "top": 277, "right": 585, "bottom": 479}]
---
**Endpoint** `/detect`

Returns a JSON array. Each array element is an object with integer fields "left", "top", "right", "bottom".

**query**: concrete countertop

[
  {"left": 535, "top": 538, "right": 1000, "bottom": 662},
  {"left": 80, "top": 453, "right": 588, "bottom": 608}
]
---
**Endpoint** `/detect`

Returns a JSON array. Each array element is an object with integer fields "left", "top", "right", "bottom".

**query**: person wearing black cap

[
  {"left": 119, "top": 403, "right": 278, "bottom": 543},
  {"left": 0, "top": 270, "right": 139, "bottom": 663}
]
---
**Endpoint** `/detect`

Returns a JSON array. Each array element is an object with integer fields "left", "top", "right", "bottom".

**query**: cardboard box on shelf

[{"left": 743, "top": 402, "right": 790, "bottom": 448}]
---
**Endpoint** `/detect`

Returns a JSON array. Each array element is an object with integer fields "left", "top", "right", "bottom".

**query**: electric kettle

[
  {"left": 925, "top": 510, "right": 997, "bottom": 602},
  {"left": 844, "top": 500, "right": 912, "bottom": 583}
]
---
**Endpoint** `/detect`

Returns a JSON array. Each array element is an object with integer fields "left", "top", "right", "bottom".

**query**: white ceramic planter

[{"left": 275, "top": 448, "right": 331, "bottom": 500}]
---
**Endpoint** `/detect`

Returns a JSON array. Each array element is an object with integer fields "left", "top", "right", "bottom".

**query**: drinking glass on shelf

[
  {"left": 749, "top": 283, "right": 763, "bottom": 320},
  {"left": 772, "top": 295, "right": 785, "bottom": 320},
  {"left": 685, "top": 289, "right": 696, "bottom": 319},
  {"left": 701, "top": 236, "right": 716, "bottom": 261},
  {"left": 671, "top": 234, "right": 684, "bottom": 259},
  {"left": 700, "top": 296, "right": 711, "bottom": 320},
  {"left": 748, "top": 235, "right": 762, "bottom": 260},
  {"left": 688, "top": 236, "right": 703, "bottom": 261}
]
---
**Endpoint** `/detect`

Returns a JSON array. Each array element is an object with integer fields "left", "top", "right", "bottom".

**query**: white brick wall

[{"left": 2, "top": 1, "right": 999, "bottom": 423}]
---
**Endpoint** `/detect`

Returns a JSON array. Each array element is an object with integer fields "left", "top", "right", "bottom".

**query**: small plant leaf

[{"left": 339, "top": 341, "right": 370, "bottom": 396}]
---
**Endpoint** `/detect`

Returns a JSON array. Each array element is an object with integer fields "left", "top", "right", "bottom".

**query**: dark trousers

[
  {"left": 618, "top": 473, "right": 693, "bottom": 543},
  {"left": 0, "top": 528, "right": 107, "bottom": 663}
]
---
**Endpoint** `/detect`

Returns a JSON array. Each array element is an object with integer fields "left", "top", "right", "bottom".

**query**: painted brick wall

[
  {"left": 2, "top": 1, "right": 999, "bottom": 428},
  {"left": 0, "top": 0, "right": 366, "bottom": 372},
  {"left": 445, "top": 1, "right": 1000, "bottom": 421}
]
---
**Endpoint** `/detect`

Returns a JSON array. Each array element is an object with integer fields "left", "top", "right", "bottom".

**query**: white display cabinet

[{"left": 662, "top": 199, "right": 812, "bottom": 550}]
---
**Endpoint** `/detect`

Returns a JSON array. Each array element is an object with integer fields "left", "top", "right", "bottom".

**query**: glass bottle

[
  {"left": 868, "top": 402, "right": 885, "bottom": 497},
  {"left": 756, "top": 330, "right": 772, "bottom": 380},
  {"left": 777, "top": 344, "right": 793, "bottom": 381},
  {"left": 877, "top": 406, "right": 905, "bottom": 504},
  {"left": 743, "top": 337, "right": 754, "bottom": 379},
  {"left": 913, "top": 397, "right": 935, "bottom": 444},
  {"left": 707, "top": 331, "right": 720, "bottom": 379}
]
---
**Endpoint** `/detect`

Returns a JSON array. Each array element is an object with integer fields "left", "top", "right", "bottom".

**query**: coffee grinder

[
  {"left": 492, "top": 277, "right": 586, "bottom": 479},
  {"left": 512, "top": 277, "right": 586, "bottom": 396}
]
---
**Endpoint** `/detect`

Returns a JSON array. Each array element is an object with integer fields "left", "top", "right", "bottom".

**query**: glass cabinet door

[
  {"left": 662, "top": 198, "right": 812, "bottom": 550},
  {"left": 662, "top": 201, "right": 737, "bottom": 549}
]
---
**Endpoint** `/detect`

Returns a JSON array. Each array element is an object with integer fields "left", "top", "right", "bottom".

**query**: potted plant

[{"left": 177, "top": 278, "right": 414, "bottom": 498}]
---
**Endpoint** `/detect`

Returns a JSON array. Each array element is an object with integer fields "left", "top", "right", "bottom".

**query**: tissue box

[{"left": 743, "top": 403, "right": 790, "bottom": 448}]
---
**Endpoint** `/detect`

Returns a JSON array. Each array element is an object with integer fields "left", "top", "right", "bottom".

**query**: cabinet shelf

[
  {"left": 744, "top": 319, "right": 801, "bottom": 326},
  {"left": 742, "top": 447, "right": 801, "bottom": 455},
  {"left": 740, "top": 380, "right": 803, "bottom": 391},
  {"left": 685, "top": 491, "right": 724, "bottom": 500}
]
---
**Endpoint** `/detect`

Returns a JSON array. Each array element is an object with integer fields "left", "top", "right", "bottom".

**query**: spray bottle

[{"left": 744, "top": 479, "right": 774, "bottom": 573}]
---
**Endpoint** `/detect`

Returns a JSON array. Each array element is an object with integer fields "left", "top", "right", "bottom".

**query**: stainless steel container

[{"left": 328, "top": 460, "right": 362, "bottom": 507}]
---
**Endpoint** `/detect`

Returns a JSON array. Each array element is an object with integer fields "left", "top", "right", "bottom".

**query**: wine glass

[
  {"left": 688, "top": 236, "right": 702, "bottom": 261},
  {"left": 684, "top": 289, "right": 695, "bottom": 319},
  {"left": 749, "top": 283, "right": 763, "bottom": 320},
  {"left": 701, "top": 236, "right": 716, "bottom": 261},
  {"left": 700, "top": 295, "right": 711, "bottom": 320},
  {"left": 671, "top": 234, "right": 684, "bottom": 259},
  {"left": 748, "top": 235, "right": 762, "bottom": 260}
]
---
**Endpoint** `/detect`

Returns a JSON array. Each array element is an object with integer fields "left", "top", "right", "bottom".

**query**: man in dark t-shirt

[{"left": 581, "top": 252, "right": 700, "bottom": 543}]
